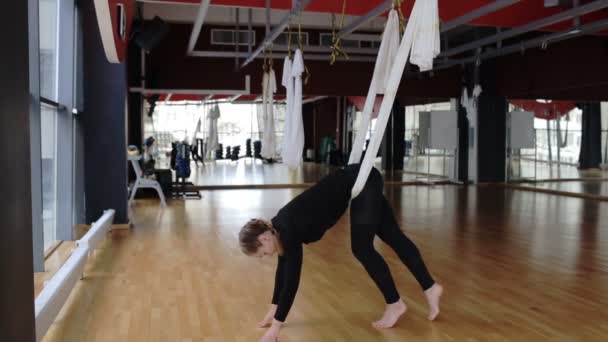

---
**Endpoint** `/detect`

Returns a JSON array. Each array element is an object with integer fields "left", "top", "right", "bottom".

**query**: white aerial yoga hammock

[
  {"left": 348, "top": 0, "right": 440, "bottom": 198},
  {"left": 281, "top": 49, "right": 306, "bottom": 169},
  {"left": 281, "top": 56, "right": 294, "bottom": 164},
  {"left": 348, "top": 9, "right": 400, "bottom": 167},
  {"left": 461, "top": 85, "right": 482, "bottom": 128},
  {"left": 261, "top": 68, "right": 278, "bottom": 159},
  {"left": 207, "top": 104, "right": 221, "bottom": 159},
  {"left": 191, "top": 116, "right": 202, "bottom": 146}
]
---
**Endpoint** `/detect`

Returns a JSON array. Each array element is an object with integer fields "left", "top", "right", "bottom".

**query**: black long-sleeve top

[{"left": 270, "top": 167, "right": 354, "bottom": 322}]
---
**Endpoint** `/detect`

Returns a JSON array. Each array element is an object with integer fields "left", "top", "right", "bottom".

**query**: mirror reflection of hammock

[{"left": 559, "top": 113, "right": 569, "bottom": 148}]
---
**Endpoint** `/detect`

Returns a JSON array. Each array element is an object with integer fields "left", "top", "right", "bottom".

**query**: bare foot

[
  {"left": 372, "top": 299, "right": 407, "bottom": 329},
  {"left": 424, "top": 283, "right": 443, "bottom": 321}
]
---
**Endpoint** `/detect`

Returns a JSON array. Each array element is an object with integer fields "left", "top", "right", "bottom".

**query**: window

[
  {"left": 275, "top": 32, "right": 309, "bottom": 46},
  {"left": 319, "top": 33, "right": 359, "bottom": 48},
  {"left": 143, "top": 102, "right": 287, "bottom": 167},
  {"left": 39, "top": 0, "right": 59, "bottom": 252},
  {"left": 40, "top": 103, "right": 58, "bottom": 251},
  {"left": 211, "top": 29, "right": 255, "bottom": 46},
  {"left": 40, "top": 0, "right": 58, "bottom": 100}
]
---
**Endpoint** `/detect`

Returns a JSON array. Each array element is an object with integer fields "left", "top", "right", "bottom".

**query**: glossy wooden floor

[
  {"left": 41, "top": 185, "right": 608, "bottom": 341},
  {"left": 511, "top": 162, "right": 608, "bottom": 198}
]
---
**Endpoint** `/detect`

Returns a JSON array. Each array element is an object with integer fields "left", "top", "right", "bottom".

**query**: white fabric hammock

[
  {"left": 461, "top": 85, "right": 482, "bottom": 128},
  {"left": 281, "top": 49, "right": 306, "bottom": 169},
  {"left": 348, "top": 9, "right": 400, "bottom": 166},
  {"left": 349, "top": 0, "right": 440, "bottom": 198},
  {"left": 207, "top": 104, "right": 220, "bottom": 157},
  {"left": 280, "top": 56, "right": 294, "bottom": 164},
  {"left": 191, "top": 117, "right": 202, "bottom": 146},
  {"left": 261, "top": 69, "right": 278, "bottom": 159}
]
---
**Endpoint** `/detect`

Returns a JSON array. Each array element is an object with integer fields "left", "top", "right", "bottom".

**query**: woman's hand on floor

[
  {"left": 259, "top": 320, "right": 282, "bottom": 342},
  {"left": 259, "top": 327, "right": 279, "bottom": 342},
  {"left": 257, "top": 304, "right": 278, "bottom": 328}
]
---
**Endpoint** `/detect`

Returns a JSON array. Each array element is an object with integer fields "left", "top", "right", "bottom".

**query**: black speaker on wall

[{"left": 132, "top": 16, "right": 169, "bottom": 51}]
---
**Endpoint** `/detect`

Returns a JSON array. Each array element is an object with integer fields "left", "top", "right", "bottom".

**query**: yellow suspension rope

[
  {"left": 297, "top": 13, "right": 310, "bottom": 85},
  {"left": 287, "top": 21, "right": 293, "bottom": 59},
  {"left": 330, "top": 0, "right": 349, "bottom": 65},
  {"left": 393, "top": 0, "right": 405, "bottom": 34}
]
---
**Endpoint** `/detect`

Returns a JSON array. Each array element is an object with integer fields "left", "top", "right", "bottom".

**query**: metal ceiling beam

[
  {"left": 193, "top": 49, "right": 376, "bottom": 62},
  {"left": 337, "top": 0, "right": 520, "bottom": 39},
  {"left": 338, "top": 0, "right": 392, "bottom": 38},
  {"left": 440, "top": 0, "right": 608, "bottom": 58},
  {"left": 302, "top": 96, "right": 329, "bottom": 104},
  {"left": 235, "top": 7, "right": 240, "bottom": 68},
  {"left": 434, "top": 17, "right": 608, "bottom": 71},
  {"left": 129, "top": 75, "right": 252, "bottom": 95},
  {"left": 272, "top": 44, "right": 379, "bottom": 55},
  {"left": 265, "top": 0, "right": 271, "bottom": 35},
  {"left": 228, "top": 94, "right": 242, "bottom": 102},
  {"left": 440, "top": 0, "right": 521, "bottom": 32},
  {"left": 187, "top": 0, "right": 212, "bottom": 55},
  {"left": 241, "top": 0, "right": 313, "bottom": 68},
  {"left": 248, "top": 8, "right": 253, "bottom": 54}
]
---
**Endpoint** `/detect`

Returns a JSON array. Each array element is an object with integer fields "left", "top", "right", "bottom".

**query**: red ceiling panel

[
  {"left": 157, "top": 94, "right": 205, "bottom": 101},
  {"left": 509, "top": 99, "right": 576, "bottom": 119},
  {"left": 155, "top": 93, "right": 312, "bottom": 102},
  {"left": 212, "top": 94, "right": 233, "bottom": 99},
  {"left": 234, "top": 94, "right": 259, "bottom": 101},
  {"left": 156, "top": 0, "right": 608, "bottom": 32},
  {"left": 95, "top": 0, "right": 136, "bottom": 63}
]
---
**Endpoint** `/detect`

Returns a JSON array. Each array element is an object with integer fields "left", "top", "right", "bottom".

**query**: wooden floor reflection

[
  {"left": 513, "top": 179, "right": 608, "bottom": 198},
  {"left": 187, "top": 160, "right": 451, "bottom": 187},
  {"left": 40, "top": 183, "right": 608, "bottom": 341},
  {"left": 510, "top": 160, "right": 608, "bottom": 180},
  {"left": 180, "top": 158, "right": 608, "bottom": 188}
]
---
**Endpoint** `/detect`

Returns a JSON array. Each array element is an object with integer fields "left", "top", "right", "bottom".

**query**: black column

[
  {"left": 0, "top": 1, "right": 36, "bottom": 341},
  {"left": 82, "top": 1, "right": 129, "bottom": 223},
  {"left": 578, "top": 102, "right": 602, "bottom": 169},
  {"left": 457, "top": 104, "right": 470, "bottom": 182},
  {"left": 127, "top": 44, "right": 143, "bottom": 182},
  {"left": 382, "top": 100, "right": 405, "bottom": 171},
  {"left": 127, "top": 44, "right": 143, "bottom": 150},
  {"left": 477, "top": 60, "right": 507, "bottom": 182}
]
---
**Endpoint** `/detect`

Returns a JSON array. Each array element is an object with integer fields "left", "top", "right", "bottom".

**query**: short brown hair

[{"left": 239, "top": 219, "right": 271, "bottom": 255}]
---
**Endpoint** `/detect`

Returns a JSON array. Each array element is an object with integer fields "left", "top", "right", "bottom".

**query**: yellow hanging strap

[
  {"left": 263, "top": 48, "right": 269, "bottom": 72},
  {"left": 297, "top": 13, "right": 311, "bottom": 85},
  {"left": 287, "top": 21, "right": 293, "bottom": 59},
  {"left": 297, "top": 12, "right": 304, "bottom": 52},
  {"left": 330, "top": 0, "right": 349, "bottom": 65},
  {"left": 268, "top": 45, "right": 274, "bottom": 70},
  {"left": 393, "top": 0, "right": 405, "bottom": 33}
]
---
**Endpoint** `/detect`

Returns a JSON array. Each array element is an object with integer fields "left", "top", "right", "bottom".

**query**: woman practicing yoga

[{"left": 239, "top": 164, "right": 443, "bottom": 342}]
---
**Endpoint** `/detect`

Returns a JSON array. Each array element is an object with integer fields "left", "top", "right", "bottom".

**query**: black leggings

[{"left": 346, "top": 165, "right": 435, "bottom": 304}]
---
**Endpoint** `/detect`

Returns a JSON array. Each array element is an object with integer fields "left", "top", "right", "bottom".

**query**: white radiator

[
  {"left": 76, "top": 209, "right": 115, "bottom": 250},
  {"left": 34, "top": 246, "right": 88, "bottom": 341},
  {"left": 34, "top": 209, "right": 116, "bottom": 342}
]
